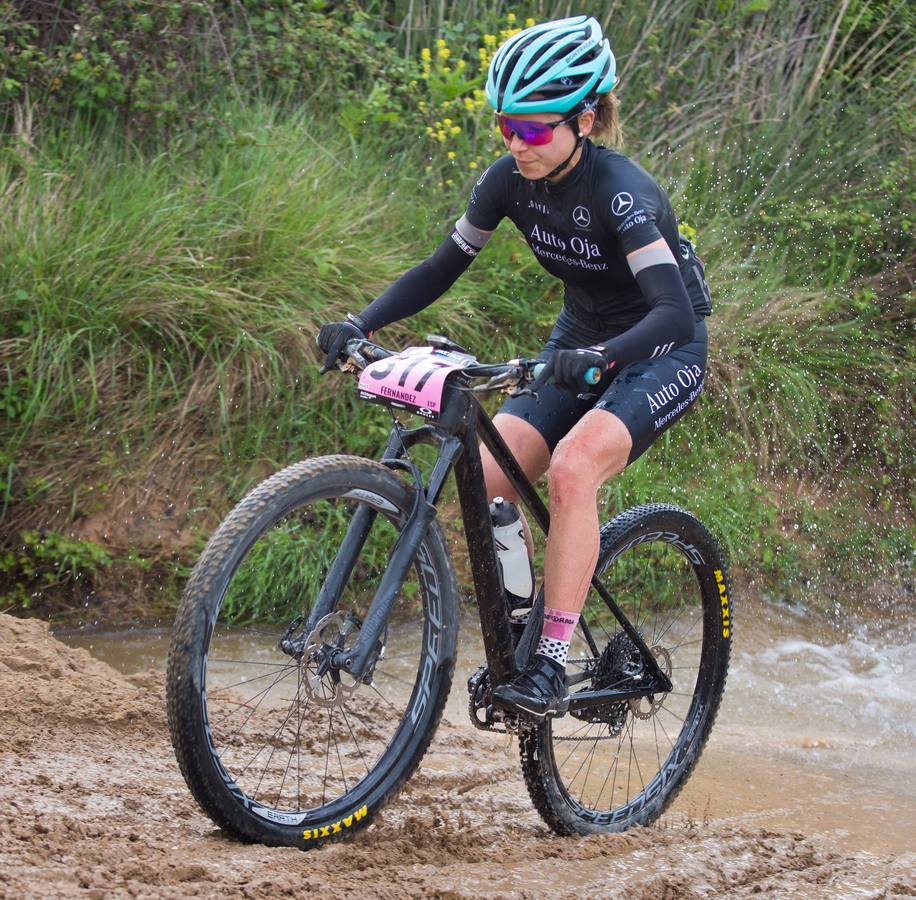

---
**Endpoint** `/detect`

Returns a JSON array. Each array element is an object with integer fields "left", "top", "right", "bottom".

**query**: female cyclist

[{"left": 318, "top": 16, "right": 712, "bottom": 719}]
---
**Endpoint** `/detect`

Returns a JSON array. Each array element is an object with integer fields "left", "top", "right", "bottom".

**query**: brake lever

[{"left": 509, "top": 385, "right": 539, "bottom": 401}]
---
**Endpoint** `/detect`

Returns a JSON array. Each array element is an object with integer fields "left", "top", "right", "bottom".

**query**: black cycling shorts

[{"left": 498, "top": 309, "right": 708, "bottom": 465}]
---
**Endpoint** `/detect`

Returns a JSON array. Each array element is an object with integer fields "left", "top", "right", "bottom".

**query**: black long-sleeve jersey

[{"left": 359, "top": 139, "right": 712, "bottom": 369}]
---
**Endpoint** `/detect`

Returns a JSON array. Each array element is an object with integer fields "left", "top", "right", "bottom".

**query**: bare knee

[
  {"left": 548, "top": 425, "right": 630, "bottom": 508},
  {"left": 548, "top": 438, "right": 599, "bottom": 508}
]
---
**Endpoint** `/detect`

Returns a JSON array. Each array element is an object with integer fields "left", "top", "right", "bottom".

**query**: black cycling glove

[
  {"left": 316, "top": 315, "right": 369, "bottom": 373},
  {"left": 529, "top": 346, "right": 615, "bottom": 394}
]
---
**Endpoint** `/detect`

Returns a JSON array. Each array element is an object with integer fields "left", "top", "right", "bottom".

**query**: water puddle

[{"left": 59, "top": 597, "right": 916, "bottom": 856}]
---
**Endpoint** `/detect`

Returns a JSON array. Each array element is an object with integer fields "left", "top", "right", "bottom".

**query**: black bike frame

[{"left": 319, "top": 381, "right": 672, "bottom": 701}]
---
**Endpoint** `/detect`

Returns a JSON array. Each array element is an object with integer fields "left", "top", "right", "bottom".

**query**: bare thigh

[{"left": 481, "top": 413, "right": 551, "bottom": 502}]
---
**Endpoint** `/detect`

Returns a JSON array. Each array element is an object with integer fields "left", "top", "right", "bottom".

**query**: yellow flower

[
  {"left": 447, "top": 151, "right": 456, "bottom": 159},
  {"left": 463, "top": 97, "right": 475, "bottom": 111},
  {"left": 483, "top": 34, "right": 497, "bottom": 47},
  {"left": 445, "top": 179, "right": 454, "bottom": 187},
  {"left": 436, "top": 130, "right": 447, "bottom": 142},
  {"left": 525, "top": 18, "right": 536, "bottom": 28},
  {"left": 442, "top": 117, "right": 452, "bottom": 126},
  {"left": 457, "top": 59, "right": 466, "bottom": 70},
  {"left": 469, "top": 161, "right": 478, "bottom": 170},
  {"left": 506, "top": 12, "right": 516, "bottom": 24},
  {"left": 450, "top": 126, "right": 461, "bottom": 136},
  {"left": 438, "top": 46, "right": 451, "bottom": 59},
  {"left": 73, "top": 51, "right": 84, "bottom": 61},
  {"left": 437, "top": 38, "right": 447, "bottom": 49},
  {"left": 420, "top": 47, "right": 431, "bottom": 61}
]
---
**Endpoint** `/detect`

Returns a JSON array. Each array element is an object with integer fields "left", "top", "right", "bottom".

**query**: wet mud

[{"left": 2, "top": 610, "right": 914, "bottom": 898}]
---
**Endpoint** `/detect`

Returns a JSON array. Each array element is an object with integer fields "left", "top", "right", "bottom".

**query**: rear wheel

[
  {"left": 520, "top": 504, "right": 731, "bottom": 834},
  {"left": 166, "top": 455, "right": 459, "bottom": 848}
]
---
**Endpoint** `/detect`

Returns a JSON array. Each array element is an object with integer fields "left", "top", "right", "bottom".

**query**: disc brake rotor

[
  {"left": 301, "top": 611, "right": 364, "bottom": 709},
  {"left": 628, "top": 645, "right": 672, "bottom": 720}
]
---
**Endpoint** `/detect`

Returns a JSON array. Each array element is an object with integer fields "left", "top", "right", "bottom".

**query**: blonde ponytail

[{"left": 590, "top": 92, "right": 623, "bottom": 148}]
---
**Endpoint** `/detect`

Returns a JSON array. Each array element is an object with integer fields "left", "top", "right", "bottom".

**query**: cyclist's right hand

[{"left": 317, "top": 317, "right": 368, "bottom": 373}]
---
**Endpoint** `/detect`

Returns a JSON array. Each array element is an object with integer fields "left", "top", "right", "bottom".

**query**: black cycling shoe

[{"left": 491, "top": 654, "right": 569, "bottom": 719}]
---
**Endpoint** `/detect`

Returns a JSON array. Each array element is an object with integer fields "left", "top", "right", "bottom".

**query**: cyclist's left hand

[{"left": 530, "top": 347, "right": 614, "bottom": 394}]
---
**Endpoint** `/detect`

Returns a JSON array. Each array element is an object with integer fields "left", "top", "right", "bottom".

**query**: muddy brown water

[{"left": 1, "top": 599, "right": 913, "bottom": 897}]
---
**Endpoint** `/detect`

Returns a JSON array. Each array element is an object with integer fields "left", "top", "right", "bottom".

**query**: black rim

[
  {"left": 195, "top": 487, "right": 444, "bottom": 828},
  {"left": 544, "top": 526, "right": 718, "bottom": 824}
]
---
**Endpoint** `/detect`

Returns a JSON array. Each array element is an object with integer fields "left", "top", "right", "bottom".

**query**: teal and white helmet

[{"left": 486, "top": 16, "right": 617, "bottom": 114}]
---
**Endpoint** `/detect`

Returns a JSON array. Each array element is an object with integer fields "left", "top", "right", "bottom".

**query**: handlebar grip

[{"left": 531, "top": 363, "right": 602, "bottom": 384}]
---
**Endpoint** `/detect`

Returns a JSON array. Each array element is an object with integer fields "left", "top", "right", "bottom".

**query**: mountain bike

[{"left": 166, "top": 335, "right": 732, "bottom": 848}]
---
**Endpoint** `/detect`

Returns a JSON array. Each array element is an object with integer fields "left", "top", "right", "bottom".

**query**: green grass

[{"left": 1, "top": 2, "right": 913, "bottom": 616}]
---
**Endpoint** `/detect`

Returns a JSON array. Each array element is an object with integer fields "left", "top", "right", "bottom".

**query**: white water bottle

[{"left": 489, "top": 497, "right": 534, "bottom": 625}]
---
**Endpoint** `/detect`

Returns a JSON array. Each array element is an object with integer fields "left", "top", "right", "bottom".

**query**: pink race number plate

[{"left": 357, "top": 346, "right": 475, "bottom": 419}]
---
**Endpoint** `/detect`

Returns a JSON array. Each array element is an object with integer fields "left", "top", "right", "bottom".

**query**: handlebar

[
  {"left": 336, "top": 337, "right": 603, "bottom": 394},
  {"left": 340, "top": 337, "right": 544, "bottom": 393}
]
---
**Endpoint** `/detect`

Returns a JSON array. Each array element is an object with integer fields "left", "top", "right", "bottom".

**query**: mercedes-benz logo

[
  {"left": 611, "top": 192, "right": 634, "bottom": 216},
  {"left": 572, "top": 206, "right": 591, "bottom": 228}
]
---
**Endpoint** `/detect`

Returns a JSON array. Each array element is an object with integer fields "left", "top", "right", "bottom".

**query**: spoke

[
  {"left": 657, "top": 715, "right": 677, "bottom": 751},
  {"left": 208, "top": 661, "right": 298, "bottom": 699},
  {"left": 277, "top": 673, "right": 309, "bottom": 809},
  {"left": 242, "top": 685, "right": 302, "bottom": 792},
  {"left": 660, "top": 704, "right": 687, "bottom": 724},
  {"left": 630, "top": 719, "right": 647, "bottom": 794},
  {"left": 297, "top": 669, "right": 303, "bottom": 810},
  {"left": 208, "top": 658, "right": 293, "bottom": 667},
  {"left": 578, "top": 725, "right": 603, "bottom": 805},
  {"left": 322, "top": 705, "right": 333, "bottom": 806},
  {"left": 366, "top": 681, "right": 399, "bottom": 711},
  {"left": 654, "top": 604, "right": 699, "bottom": 648},
  {"left": 666, "top": 637, "right": 702, "bottom": 653},
  {"left": 339, "top": 703, "right": 372, "bottom": 778},
  {"left": 652, "top": 716, "right": 662, "bottom": 773},
  {"left": 557, "top": 721, "right": 596, "bottom": 770},
  {"left": 328, "top": 708, "right": 350, "bottom": 796},
  {"left": 372, "top": 668, "right": 419, "bottom": 689},
  {"left": 564, "top": 724, "right": 599, "bottom": 792},
  {"left": 599, "top": 717, "right": 630, "bottom": 812},
  {"left": 212, "top": 665, "right": 297, "bottom": 740}
]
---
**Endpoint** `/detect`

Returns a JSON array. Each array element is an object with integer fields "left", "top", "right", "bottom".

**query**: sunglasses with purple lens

[{"left": 496, "top": 111, "right": 580, "bottom": 146}]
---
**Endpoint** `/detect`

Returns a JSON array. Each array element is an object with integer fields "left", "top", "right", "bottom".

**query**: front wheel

[
  {"left": 520, "top": 504, "right": 732, "bottom": 834},
  {"left": 166, "top": 455, "right": 459, "bottom": 848}
]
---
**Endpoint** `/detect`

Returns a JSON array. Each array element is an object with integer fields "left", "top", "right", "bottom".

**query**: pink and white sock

[{"left": 535, "top": 606, "right": 580, "bottom": 668}]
